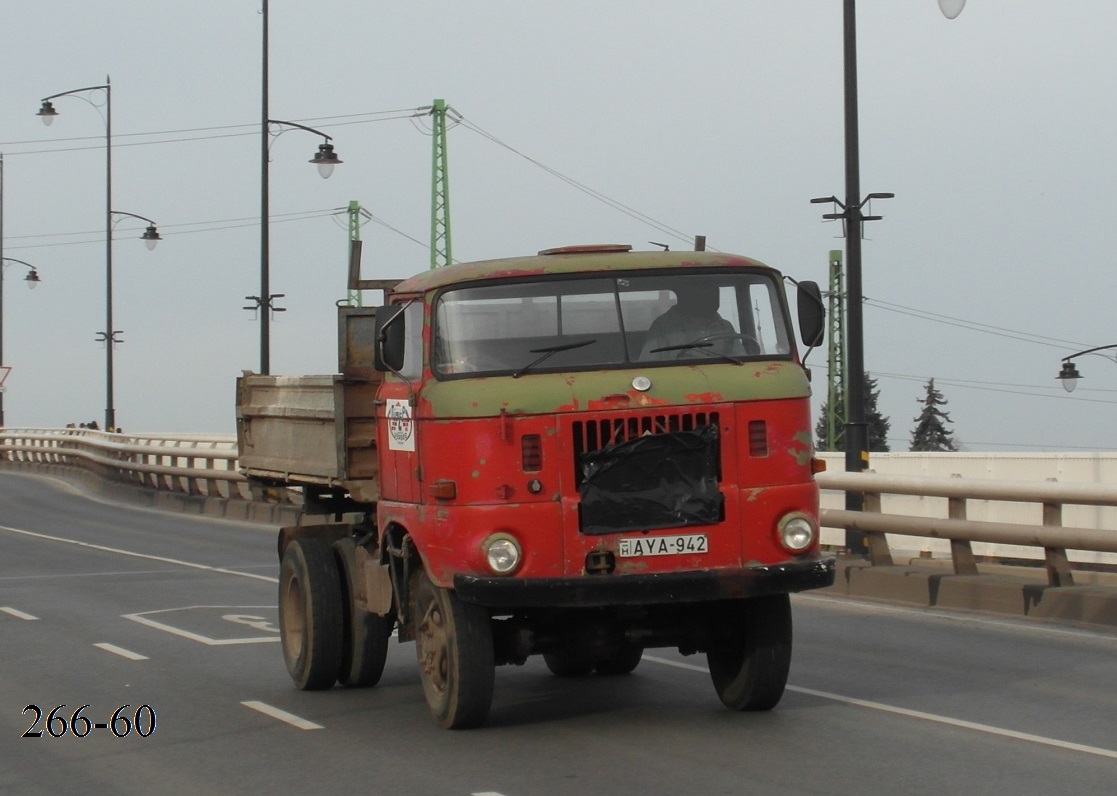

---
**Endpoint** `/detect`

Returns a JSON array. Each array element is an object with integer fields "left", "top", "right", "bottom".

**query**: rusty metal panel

[
  {"left": 236, "top": 372, "right": 380, "bottom": 503},
  {"left": 338, "top": 306, "right": 381, "bottom": 379},
  {"left": 343, "top": 381, "right": 379, "bottom": 481},
  {"left": 236, "top": 374, "right": 343, "bottom": 484}
]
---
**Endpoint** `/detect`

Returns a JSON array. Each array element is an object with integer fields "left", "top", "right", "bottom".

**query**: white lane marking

[
  {"left": 472, "top": 792, "right": 510, "bottom": 796},
  {"left": 241, "top": 701, "right": 323, "bottom": 730},
  {"left": 643, "top": 655, "right": 1117, "bottom": 761},
  {"left": 223, "top": 614, "right": 280, "bottom": 633},
  {"left": 0, "top": 524, "right": 277, "bottom": 583},
  {"left": 644, "top": 655, "right": 706, "bottom": 673},
  {"left": 0, "top": 568, "right": 214, "bottom": 582},
  {"left": 1, "top": 606, "right": 39, "bottom": 620},
  {"left": 94, "top": 642, "right": 149, "bottom": 661},
  {"left": 788, "top": 684, "right": 1117, "bottom": 760},
  {"left": 124, "top": 607, "right": 281, "bottom": 646}
]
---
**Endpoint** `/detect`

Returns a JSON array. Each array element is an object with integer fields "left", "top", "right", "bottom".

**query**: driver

[{"left": 639, "top": 283, "right": 737, "bottom": 360}]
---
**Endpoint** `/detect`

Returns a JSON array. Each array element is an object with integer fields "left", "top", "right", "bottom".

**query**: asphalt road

[{"left": 2, "top": 471, "right": 1115, "bottom": 795}]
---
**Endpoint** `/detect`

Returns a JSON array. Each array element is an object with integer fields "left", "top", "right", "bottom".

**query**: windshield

[{"left": 432, "top": 270, "right": 793, "bottom": 377}]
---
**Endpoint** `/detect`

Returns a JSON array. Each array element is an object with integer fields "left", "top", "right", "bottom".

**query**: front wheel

[
  {"left": 414, "top": 572, "right": 495, "bottom": 729},
  {"left": 279, "top": 538, "right": 344, "bottom": 691},
  {"left": 706, "top": 594, "right": 792, "bottom": 711}
]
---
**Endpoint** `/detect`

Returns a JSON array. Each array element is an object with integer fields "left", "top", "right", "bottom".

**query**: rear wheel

[
  {"left": 333, "top": 538, "right": 393, "bottom": 688},
  {"left": 414, "top": 572, "right": 495, "bottom": 729},
  {"left": 594, "top": 645, "right": 644, "bottom": 676},
  {"left": 706, "top": 594, "right": 792, "bottom": 711},
  {"left": 279, "top": 538, "right": 344, "bottom": 690}
]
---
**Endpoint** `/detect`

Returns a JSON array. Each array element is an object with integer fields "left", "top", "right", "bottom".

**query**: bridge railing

[
  {"left": 817, "top": 470, "right": 1117, "bottom": 586},
  {"left": 0, "top": 427, "right": 273, "bottom": 503},
  {"left": 2, "top": 429, "right": 1115, "bottom": 585}
]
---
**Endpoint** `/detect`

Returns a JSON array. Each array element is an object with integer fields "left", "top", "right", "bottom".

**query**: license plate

[{"left": 617, "top": 534, "right": 708, "bottom": 557}]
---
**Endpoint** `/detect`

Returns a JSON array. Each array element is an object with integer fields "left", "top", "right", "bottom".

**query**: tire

[
  {"left": 279, "top": 537, "right": 344, "bottom": 690},
  {"left": 543, "top": 651, "right": 594, "bottom": 677},
  {"left": 706, "top": 594, "right": 792, "bottom": 711},
  {"left": 594, "top": 645, "right": 644, "bottom": 676},
  {"left": 333, "top": 538, "right": 393, "bottom": 688},
  {"left": 414, "top": 572, "right": 495, "bottom": 729}
]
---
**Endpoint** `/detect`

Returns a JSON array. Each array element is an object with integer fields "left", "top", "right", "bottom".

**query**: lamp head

[
  {"left": 141, "top": 224, "right": 162, "bottom": 251},
  {"left": 311, "top": 142, "right": 341, "bottom": 179},
  {"left": 938, "top": 0, "right": 966, "bottom": 19},
  {"left": 37, "top": 100, "right": 58, "bottom": 126},
  {"left": 25, "top": 269, "right": 41, "bottom": 289},
  {"left": 1057, "top": 360, "right": 1082, "bottom": 393}
]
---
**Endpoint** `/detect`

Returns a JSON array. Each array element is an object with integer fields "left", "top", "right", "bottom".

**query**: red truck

[{"left": 236, "top": 243, "right": 832, "bottom": 728}]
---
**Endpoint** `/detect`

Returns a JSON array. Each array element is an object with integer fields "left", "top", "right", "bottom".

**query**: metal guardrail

[
  {"left": 3, "top": 429, "right": 1115, "bottom": 589},
  {"left": 0, "top": 427, "right": 266, "bottom": 503},
  {"left": 817, "top": 470, "right": 1117, "bottom": 587}
]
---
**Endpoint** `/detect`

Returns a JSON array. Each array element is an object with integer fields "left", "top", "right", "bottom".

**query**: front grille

[{"left": 572, "top": 411, "right": 720, "bottom": 486}]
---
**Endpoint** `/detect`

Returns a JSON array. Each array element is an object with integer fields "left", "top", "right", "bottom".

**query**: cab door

[{"left": 374, "top": 300, "right": 424, "bottom": 504}]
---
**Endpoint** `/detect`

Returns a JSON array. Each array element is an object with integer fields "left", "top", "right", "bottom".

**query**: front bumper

[{"left": 453, "top": 557, "right": 835, "bottom": 609}]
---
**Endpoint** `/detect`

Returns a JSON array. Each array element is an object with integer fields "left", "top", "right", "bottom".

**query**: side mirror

[
  {"left": 373, "top": 304, "right": 406, "bottom": 372},
  {"left": 796, "top": 281, "right": 825, "bottom": 347}
]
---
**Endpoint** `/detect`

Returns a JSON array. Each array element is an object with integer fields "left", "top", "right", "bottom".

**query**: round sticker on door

[{"left": 386, "top": 398, "right": 415, "bottom": 451}]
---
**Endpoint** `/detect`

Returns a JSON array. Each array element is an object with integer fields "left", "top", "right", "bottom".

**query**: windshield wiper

[
  {"left": 512, "top": 339, "right": 597, "bottom": 378},
  {"left": 649, "top": 341, "right": 743, "bottom": 366}
]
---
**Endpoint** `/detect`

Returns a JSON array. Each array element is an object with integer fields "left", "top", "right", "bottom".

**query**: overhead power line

[
  {"left": 0, "top": 108, "right": 422, "bottom": 157},
  {"left": 4, "top": 209, "right": 342, "bottom": 251},
  {"left": 454, "top": 117, "right": 697, "bottom": 248},
  {"left": 864, "top": 297, "right": 1096, "bottom": 353}
]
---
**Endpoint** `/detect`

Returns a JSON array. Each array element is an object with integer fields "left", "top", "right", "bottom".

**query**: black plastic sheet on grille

[{"left": 577, "top": 424, "right": 722, "bottom": 535}]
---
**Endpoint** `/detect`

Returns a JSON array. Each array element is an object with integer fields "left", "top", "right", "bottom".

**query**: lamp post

[
  {"left": 813, "top": 0, "right": 964, "bottom": 553},
  {"left": 35, "top": 78, "right": 160, "bottom": 431},
  {"left": 0, "top": 257, "right": 42, "bottom": 427},
  {"left": 1056, "top": 345, "right": 1117, "bottom": 393},
  {"left": 257, "top": 0, "right": 343, "bottom": 376}
]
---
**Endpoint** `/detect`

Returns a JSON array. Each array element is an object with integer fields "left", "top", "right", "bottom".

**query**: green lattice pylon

[
  {"left": 826, "top": 249, "right": 848, "bottom": 450},
  {"left": 430, "top": 99, "right": 452, "bottom": 269}
]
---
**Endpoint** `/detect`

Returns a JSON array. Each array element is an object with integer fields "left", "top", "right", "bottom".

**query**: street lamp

[
  {"left": 253, "top": 119, "right": 342, "bottom": 376},
  {"left": 35, "top": 78, "right": 160, "bottom": 431},
  {"left": 1056, "top": 345, "right": 1117, "bottom": 393},
  {"left": 0, "top": 257, "right": 43, "bottom": 427},
  {"left": 2, "top": 258, "right": 41, "bottom": 287},
  {"left": 257, "top": 0, "right": 343, "bottom": 376},
  {"left": 813, "top": 1, "right": 964, "bottom": 553}
]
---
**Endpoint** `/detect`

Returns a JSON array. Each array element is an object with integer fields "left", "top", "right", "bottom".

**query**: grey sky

[{"left": 0, "top": 1, "right": 1113, "bottom": 451}]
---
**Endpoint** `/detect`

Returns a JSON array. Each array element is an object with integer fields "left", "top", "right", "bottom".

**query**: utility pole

[
  {"left": 810, "top": 0, "right": 893, "bottom": 554},
  {"left": 825, "top": 249, "right": 847, "bottom": 451},
  {"left": 347, "top": 200, "right": 362, "bottom": 306},
  {"left": 429, "top": 99, "right": 452, "bottom": 269}
]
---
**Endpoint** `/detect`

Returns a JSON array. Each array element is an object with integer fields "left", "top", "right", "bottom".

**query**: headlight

[
  {"left": 778, "top": 513, "right": 817, "bottom": 554},
  {"left": 484, "top": 534, "right": 522, "bottom": 575}
]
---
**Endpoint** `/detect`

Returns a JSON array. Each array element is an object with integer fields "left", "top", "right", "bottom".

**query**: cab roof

[{"left": 390, "top": 245, "right": 775, "bottom": 294}]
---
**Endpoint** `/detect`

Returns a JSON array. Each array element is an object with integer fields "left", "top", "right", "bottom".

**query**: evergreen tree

[
  {"left": 815, "top": 371, "right": 891, "bottom": 452},
  {"left": 909, "top": 378, "right": 958, "bottom": 452}
]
